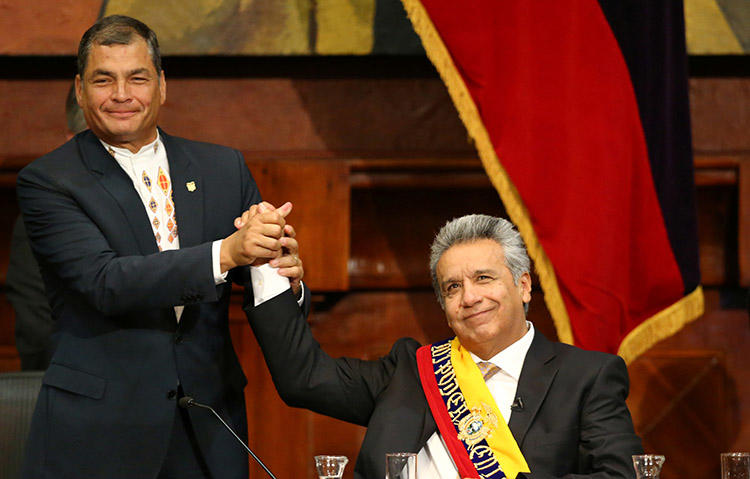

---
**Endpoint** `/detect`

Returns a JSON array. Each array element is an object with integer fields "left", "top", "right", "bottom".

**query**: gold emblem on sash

[{"left": 456, "top": 402, "right": 498, "bottom": 446}]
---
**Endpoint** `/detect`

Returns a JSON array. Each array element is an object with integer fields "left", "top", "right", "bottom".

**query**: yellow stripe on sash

[{"left": 450, "top": 338, "right": 530, "bottom": 479}]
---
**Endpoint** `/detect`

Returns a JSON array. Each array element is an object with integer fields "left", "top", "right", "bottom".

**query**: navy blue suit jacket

[
  {"left": 248, "top": 292, "right": 643, "bottom": 479},
  {"left": 17, "top": 129, "right": 276, "bottom": 478}
]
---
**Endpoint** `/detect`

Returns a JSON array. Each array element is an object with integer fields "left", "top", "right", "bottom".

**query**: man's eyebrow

[
  {"left": 89, "top": 68, "right": 152, "bottom": 77},
  {"left": 90, "top": 69, "right": 114, "bottom": 77},
  {"left": 440, "top": 277, "right": 460, "bottom": 288},
  {"left": 440, "top": 268, "right": 500, "bottom": 287},
  {"left": 128, "top": 68, "right": 151, "bottom": 76},
  {"left": 474, "top": 269, "right": 497, "bottom": 276}
]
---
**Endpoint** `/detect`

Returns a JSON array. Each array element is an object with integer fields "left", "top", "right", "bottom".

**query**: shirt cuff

[
  {"left": 296, "top": 281, "right": 305, "bottom": 307},
  {"left": 212, "top": 240, "right": 228, "bottom": 285},
  {"left": 250, "top": 263, "right": 291, "bottom": 306}
]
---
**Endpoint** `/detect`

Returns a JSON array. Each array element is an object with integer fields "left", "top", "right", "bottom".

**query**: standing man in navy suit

[{"left": 17, "top": 15, "right": 305, "bottom": 479}]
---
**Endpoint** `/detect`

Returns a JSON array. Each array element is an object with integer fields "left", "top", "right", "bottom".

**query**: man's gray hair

[
  {"left": 77, "top": 15, "right": 161, "bottom": 77},
  {"left": 429, "top": 214, "right": 531, "bottom": 308}
]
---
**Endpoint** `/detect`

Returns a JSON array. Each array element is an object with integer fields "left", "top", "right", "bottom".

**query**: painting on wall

[
  {"left": 684, "top": 0, "right": 749, "bottom": 54},
  {"left": 101, "top": 0, "right": 425, "bottom": 55},
  {"left": 0, "top": 0, "right": 747, "bottom": 55}
]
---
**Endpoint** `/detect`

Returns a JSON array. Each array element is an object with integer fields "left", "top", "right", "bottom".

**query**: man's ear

[
  {"left": 75, "top": 74, "right": 83, "bottom": 106},
  {"left": 159, "top": 70, "right": 166, "bottom": 105},
  {"left": 518, "top": 272, "right": 532, "bottom": 303}
]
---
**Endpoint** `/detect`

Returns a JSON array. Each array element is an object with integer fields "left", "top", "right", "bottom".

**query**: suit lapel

[
  {"left": 508, "top": 330, "right": 558, "bottom": 447},
  {"left": 161, "top": 130, "right": 204, "bottom": 248},
  {"left": 77, "top": 131, "right": 158, "bottom": 255}
]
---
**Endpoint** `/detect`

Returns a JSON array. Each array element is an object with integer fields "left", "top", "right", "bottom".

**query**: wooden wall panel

[
  {"left": 644, "top": 290, "right": 750, "bottom": 453},
  {"left": 0, "top": 80, "right": 75, "bottom": 161},
  {"left": 246, "top": 159, "right": 351, "bottom": 291},
  {"left": 350, "top": 186, "right": 503, "bottom": 289},
  {"left": 696, "top": 185, "right": 737, "bottom": 285},
  {"left": 0, "top": 77, "right": 473, "bottom": 161},
  {"left": 740, "top": 159, "right": 750, "bottom": 285},
  {"left": 0, "top": 2, "right": 99, "bottom": 54},
  {"left": 2, "top": 77, "right": 746, "bottom": 160},
  {"left": 690, "top": 78, "right": 750, "bottom": 152},
  {"left": 628, "top": 350, "right": 729, "bottom": 479},
  {"left": 162, "top": 78, "right": 473, "bottom": 156}
]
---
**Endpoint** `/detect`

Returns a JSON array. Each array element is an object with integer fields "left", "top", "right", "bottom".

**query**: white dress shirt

[
  {"left": 103, "top": 134, "right": 227, "bottom": 321},
  {"left": 417, "top": 322, "right": 535, "bottom": 479}
]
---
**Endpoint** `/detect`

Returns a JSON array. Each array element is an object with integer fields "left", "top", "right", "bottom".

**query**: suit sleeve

[
  {"left": 525, "top": 355, "right": 642, "bottom": 479},
  {"left": 16, "top": 149, "right": 259, "bottom": 316},
  {"left": 245, "top": 290, "right": 402, "bottom": 426}
]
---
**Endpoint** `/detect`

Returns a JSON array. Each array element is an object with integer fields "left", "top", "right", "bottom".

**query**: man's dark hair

[{"left": 77, "top": 15, "right": 161, "bottom": 77}]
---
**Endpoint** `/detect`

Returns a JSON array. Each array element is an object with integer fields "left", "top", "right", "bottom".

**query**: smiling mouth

[
  {"left": 464, "top": 309, "right": 493, "bottom": 321},
  {"left": 106, "top": 111, "right": 139, "bottom": 118}
]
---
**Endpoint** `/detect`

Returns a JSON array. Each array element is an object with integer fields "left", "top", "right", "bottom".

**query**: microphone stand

[{"left": 179, "top": 396, "right": 277, "bottom": 479}]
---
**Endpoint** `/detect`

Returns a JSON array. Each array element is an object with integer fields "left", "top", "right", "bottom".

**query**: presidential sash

[{"left": 417, "top": 338, "right": 530, "bottom": 479}]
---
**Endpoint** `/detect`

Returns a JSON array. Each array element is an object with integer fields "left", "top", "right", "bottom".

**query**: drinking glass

[
  {"left": 722, "top": 452, "right": 750, "bottom": 479},
  {"left": 632, "top": 454, "right": 665, "bottom": 479},
  {"left": 314, "top": 455, "right": 348, "bottom": 479},
  {"left": 385, "top": 452, "right": 417, "bottom": 479}
]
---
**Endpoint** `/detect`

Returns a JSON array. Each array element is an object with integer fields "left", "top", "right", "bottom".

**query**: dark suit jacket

[
  {"left": 17, "top": 129, "right": 277, "bottom": 479},
  {"left": 248, "top": 291, "right": 643, "bottom": 479}
]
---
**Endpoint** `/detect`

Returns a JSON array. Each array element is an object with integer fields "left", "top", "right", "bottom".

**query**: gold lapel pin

[{"left": 186, "top": 181, "right": 196, "bottom": 192}]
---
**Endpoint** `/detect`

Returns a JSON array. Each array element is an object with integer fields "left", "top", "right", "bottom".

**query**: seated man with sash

[{"left": 247, "top": 213, "right": 643, "bottom": 479}]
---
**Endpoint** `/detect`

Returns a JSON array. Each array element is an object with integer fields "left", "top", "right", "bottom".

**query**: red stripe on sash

[{"left": 417, "top": 344, "right": 479, "bottom": 479}]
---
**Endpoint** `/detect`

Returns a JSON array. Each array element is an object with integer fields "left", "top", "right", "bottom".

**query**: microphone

[
  {"left": 178, "top": 396, "right": 196, "bottom": 408},
  {"left": 179, "top": 396, "right": 277, "bottom": 479},
  {"left": 511, "top": 396, "right": 524, "bottom": 411}
]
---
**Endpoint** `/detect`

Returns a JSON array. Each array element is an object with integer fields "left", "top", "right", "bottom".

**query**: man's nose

[
  {"left": 112, "top": 80, "right": 130, "bottom": 101},
  {"left": 460, "top": 282, "right": 482, "bottom": 307}
]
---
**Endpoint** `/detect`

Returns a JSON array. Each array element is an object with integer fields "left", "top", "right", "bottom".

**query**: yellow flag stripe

[{"left": 451, "top": 339, "right": 530, "bottom": 479}]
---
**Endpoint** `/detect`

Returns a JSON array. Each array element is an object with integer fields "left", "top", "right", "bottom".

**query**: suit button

[
  {"left": 167, "top": 390, "right": 177, "bottom": 399},
  {"left": 175, "top": 333, "right": 183, "bottom": 344}
]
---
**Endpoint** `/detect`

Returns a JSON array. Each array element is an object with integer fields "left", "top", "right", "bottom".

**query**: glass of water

[
  {"left": 386, "top": 452, "right": 417, "bottom": 479},
  {"left": 314, "top": 455, "right": 349, "bottom": 479},
  {"left": 722, "top": 452, "right": 750, "bottom": 479},
  {"left": 632, "top": 454, "right": 665, "bottom": 479}
]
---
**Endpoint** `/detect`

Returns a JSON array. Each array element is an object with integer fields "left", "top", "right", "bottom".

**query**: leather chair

[{"left": 0, "top": 371, "right": 43, "bottom": 479}]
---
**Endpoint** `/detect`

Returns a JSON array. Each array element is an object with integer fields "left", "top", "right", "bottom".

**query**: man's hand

[
  {"left": 233, "top": 202, "right": 304, "bottom": 297},
  {"left": 271, "top": 224, "right": 303, "bottom": 297},
  {"left": 219, "top": 202, "right": 292, "bottom": 272}
]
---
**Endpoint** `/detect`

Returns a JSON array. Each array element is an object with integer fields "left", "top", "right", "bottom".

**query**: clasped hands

[{"left": 220, "top": 201, "right": 303, "bottom": 296}]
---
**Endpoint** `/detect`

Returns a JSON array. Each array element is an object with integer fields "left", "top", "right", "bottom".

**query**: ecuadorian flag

[{"left": 401, "top": 0, "right": 704, "bottom": 363}]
